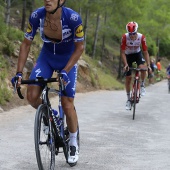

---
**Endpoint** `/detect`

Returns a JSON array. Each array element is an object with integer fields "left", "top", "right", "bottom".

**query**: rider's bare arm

[
  {"left": 17, "top": 38, "right": 32, "bottom": 73},
  {"left": 120, "top": 35, "right": 128, "bottom": 68},
  {"left": 143, "top": 50, "right": 150, "bottom": 67},
  {"left": 141, "top": 35, "right": 150, "bottom": 67},
  {"left": 63, "top": 41, "right": 84, "bottom": 73},
  {"left": 121, "top": 50, "right": 128, "bottom": 71}
]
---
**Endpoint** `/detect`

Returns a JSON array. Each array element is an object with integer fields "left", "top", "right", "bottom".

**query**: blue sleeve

[
  {"left": 68, "top": 11, "right": 84, "bottom": 42},
  {"left": 24, "top": 9, "right": 41, "bottom": 41}
]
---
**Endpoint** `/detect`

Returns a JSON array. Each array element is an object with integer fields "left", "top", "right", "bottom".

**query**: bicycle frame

[
  {"left": 42, "top": 84, "right": 65, "bottom": 141},
  {"left": 17, "top": 76, "right": 66, "bottom": 143}
]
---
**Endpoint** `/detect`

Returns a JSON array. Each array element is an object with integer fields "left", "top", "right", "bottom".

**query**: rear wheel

[
  {"left": 34, "top": 104, "right": 56, "bottom": 170},
  {"left": 63, "top": 127, "right": 69, "bottom": 161}
]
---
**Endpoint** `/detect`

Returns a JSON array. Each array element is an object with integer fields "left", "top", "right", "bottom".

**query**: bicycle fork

[{"left": 131, "top": 72, "right": 140, "bottom": 103}]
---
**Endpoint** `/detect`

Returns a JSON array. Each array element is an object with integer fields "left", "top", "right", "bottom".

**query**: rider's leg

[
  {"left": 61, "top": 96, "right": 78, "bottom": 135},
  {"left": 62, "top": 65, "right": 79, "bottom": 164},
  {"left": 138, "top": 64, "right": 147, "bottom": 96},
  {"left": 27, "top": 85, "right": 42, "bottom": 109},
  {"left": 26, "top": 51, "right": 54, "bottom": 109},
  {"left": 126, "top": 75, "right": 132, "bottom": 100},
  {"left": 125, "top": 75, "right": 132, "bottom": 110},
  {"left": 139, "top": 64, "right": 146, "bottom": 80},
  {"left": 62, "top": 96, "right": 79, "bottom": 164},
  {"left": 138, "top": 64, "right": 146, "bottom": 86}
]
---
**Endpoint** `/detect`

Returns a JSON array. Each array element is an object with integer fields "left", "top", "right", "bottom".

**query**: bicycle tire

[
  {"left": 63, "top": 126, "right": 69, "bottom": 161},
  {"left": 132, "top": 80, "right": 138, "bottom": 120},
  {"left": 77, "top": 124, "right": 80, "bottom": 150},
  {"left": 34, "top": 104, "right": 56, "bottom": 170}
]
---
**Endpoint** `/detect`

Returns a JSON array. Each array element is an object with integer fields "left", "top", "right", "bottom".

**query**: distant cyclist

[
  {"left": 149, "top": 59, "right": 155, "bottom": 85},
  {"left": 156, "top": 58, "right": 162, "bottom": 81},
  {"left": 120, "top": 21, "right": 151, "bottom": 110},
  {"left": 166, "top": 63, "right": 170, "bottom": 79},
  {"left": 11, "top": 0, "right": 84, "bottom": 165}
]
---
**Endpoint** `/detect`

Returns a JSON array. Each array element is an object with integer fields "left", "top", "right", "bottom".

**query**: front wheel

[
  {"left": 132, "top": 80, "right": 138, "bottom": 120},
  {"left": 34, "top": 104, "right": 56, "bottom": 170}
]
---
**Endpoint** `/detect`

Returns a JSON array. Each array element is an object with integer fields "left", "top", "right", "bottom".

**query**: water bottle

[
  {"left": 52, "top": 109, "right": 62, "bottom": 127},
  {"left": 53, "top": 109, "right": 59, "bottom": 119}
]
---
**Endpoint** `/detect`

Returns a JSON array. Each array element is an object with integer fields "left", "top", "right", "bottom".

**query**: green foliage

[
  {"left": 0, "top": 55, "right": 9, "bottom": 71},
  {"left": 86, "top": 36, "right": 93, "bottom": 56},
  {"left": 0, "top": 84, "right": 12, "bottom": 105},
  {"left": 146, "top": 34, "right": 158, "bottom": 56},
  {"left": 159, "top": 38, "right": 170, "bottom": 59},
  {"left": 83, "top": 54, "right": 124, "bottom": 90},
  {"left": 1, "top": 27, "right": 23, "bottom": 56},
  {"left": 7, "top": 27, "right": 23, "bottom": 41},
  {"left": 98, "top": 71, "right": 124, "bottom": 90},
  {"left": 0, "top": 54, "right": 11, "bottom": 104},
  {"left": 2, "top": 40, "right": 14, "bottom": 56}
]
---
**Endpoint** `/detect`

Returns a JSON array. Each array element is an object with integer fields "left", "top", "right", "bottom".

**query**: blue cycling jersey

[
  {"left": 25, "top": 6, "right": 84, "bottom": 56},
  {"left": 25, "top": 6, "right": 84, "bottom": 98},
  {"left": 167, "top": 66, "right": 170, "bottom": 75}
]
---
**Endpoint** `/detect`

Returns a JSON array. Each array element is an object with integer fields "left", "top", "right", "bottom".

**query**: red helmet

[{"left": 126, "top": 21, "right": 138, "bottom": 33}]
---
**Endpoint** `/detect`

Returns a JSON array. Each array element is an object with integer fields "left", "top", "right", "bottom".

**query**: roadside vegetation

[{"left": 0, "top": 0, "right": 170, "bottom": 107}]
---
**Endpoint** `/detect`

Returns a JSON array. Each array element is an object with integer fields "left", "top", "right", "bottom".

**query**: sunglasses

[{"left": 129, "top": 32, "right": 136, "bottom": 36}]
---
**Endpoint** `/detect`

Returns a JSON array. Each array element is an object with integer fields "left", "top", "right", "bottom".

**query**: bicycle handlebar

[
  {"left": 123, "top": 67, "right": 150, "bottom": 77},
  {"left": 129, "top": 67, "right": 148, "bottom": 71},
  {"left": 20, "top": 78, "right": 58, "bottom": 84},
  {"left": 15, "top": 75, "right": 66, "bottom": 99}
]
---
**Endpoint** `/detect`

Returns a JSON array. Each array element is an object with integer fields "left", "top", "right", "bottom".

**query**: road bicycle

[
  {"left": 125, "top": 67, "right": 147, "bottom": 120},
  {"left": 14, "top": 74, "right": 80, "bottom": 169}
]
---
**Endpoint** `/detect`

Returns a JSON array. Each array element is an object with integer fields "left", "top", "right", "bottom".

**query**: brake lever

[
  {"left": 13, "top": 78, "right": 24, "bottom": 99},
  {"left": 58, "top": 74, "right": 67, "bottom": 96},
  {"left": 13, "top": 79, "right": 18, "bottom": 94},
  {"left": 17, "top": 87, "right": 24, "bottom": 99}
]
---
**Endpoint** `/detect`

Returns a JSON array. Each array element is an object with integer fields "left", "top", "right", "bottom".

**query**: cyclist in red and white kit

[{"left": 120, "top": 21, "right": 151, "bottom": 110}]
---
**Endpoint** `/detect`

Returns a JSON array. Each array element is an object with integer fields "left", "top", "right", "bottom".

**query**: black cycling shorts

[{"left": 126, "top": 51, "right": 145, "bottom": 76}]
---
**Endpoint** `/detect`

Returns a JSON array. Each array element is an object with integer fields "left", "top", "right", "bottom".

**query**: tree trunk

[
  {"left": 79, "top": 6, "right": 81, "bottom": 16},
  {"left": 21, "top": 0, "right": 26, "bottom": 31},
  {"left": 92, "top": 13, "right": 100, "bottom": 59},
  {"left": 5, "top": 0, "right": 11, "bottom": 25},
  {"left": 117, "top": 49, "right": 122, "bottom": 79},
  {"left": 101, "top": 11, "right": 107, "bottom": 62},
  {"left": 29, "top": 0, "right": 35, "bottom": 15},
  {"left": 84, "top": 9, "right": 89, "bottom": 54}
]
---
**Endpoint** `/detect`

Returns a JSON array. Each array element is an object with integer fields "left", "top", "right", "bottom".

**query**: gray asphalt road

[{"left": 0, "top": 80, "right": 170, "bottom": 170}]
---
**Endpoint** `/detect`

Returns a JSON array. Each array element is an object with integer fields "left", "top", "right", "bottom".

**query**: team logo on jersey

[
  {"left": 63, "top": 29, "right": 72, "bottom": 39},
  {"left": 26, "top": 23, "right": 32, "bottom": 33},
  {"left": 75, "top": 25, "right": 84, "bottom": 38},
  {"left": 70, "top": 14, "right": 78, "bottom": 21},
  {"left": 31, "top": 11, "right": 38, "bottom": 19}
]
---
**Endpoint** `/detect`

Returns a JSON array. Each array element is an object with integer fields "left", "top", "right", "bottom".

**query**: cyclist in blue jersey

[
  {"left": 11, "top": 0, "right": 84, "bottom": 165},
  {"left": 166, "top": 64, "right": 170, "bottom": 78}
]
